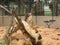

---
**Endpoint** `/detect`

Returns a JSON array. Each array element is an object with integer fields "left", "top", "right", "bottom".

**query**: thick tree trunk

[{"left": 20, "top": 0, "right": 26, "bottom": 14}]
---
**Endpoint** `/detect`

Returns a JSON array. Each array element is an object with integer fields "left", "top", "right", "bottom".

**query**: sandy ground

[
  {"left": 0, "top": 27, "right": 7, "bottom": 45},
  {"left": 36, "top": 26, "right": 60, "bottom": 45},
  {"left": 0, "top": 27, "right": 6, "bottom": 41},
  {"left": 0, "top": 26, "right": 60, "bottom": 45}
]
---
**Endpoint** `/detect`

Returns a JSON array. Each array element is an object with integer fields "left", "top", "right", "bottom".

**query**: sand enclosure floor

[{"left": 0, "top": 26, "right": 60, "bottom": 45}]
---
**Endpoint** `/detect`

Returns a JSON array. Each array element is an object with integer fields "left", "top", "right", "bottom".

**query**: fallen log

[
  {"left": 12, "top": 10, "right": 42, "bottom": 44},
  {"left": 0, "top": 5, "right": 42, "bottom": 45}
]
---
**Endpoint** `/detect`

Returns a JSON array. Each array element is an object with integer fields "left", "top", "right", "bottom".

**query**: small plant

[{"left": 2, "top": 40, "right": 6, "bottom": 45}]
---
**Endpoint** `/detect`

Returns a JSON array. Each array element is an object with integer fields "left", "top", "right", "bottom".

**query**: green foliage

[
  {"left": 44, "top": 11, "right": 52, "bottom": 16},
  {"left": 2, "top": 40, "right": 6, "bottom": 45}
]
